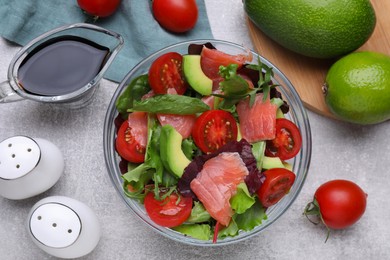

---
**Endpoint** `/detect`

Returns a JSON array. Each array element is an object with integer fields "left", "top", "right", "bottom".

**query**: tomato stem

[
  {"left": 303, "top": 199, "right": 331, "bottom": 243},
  {"left": 83, "top": 11, "right": 99, "bottom": 23}
]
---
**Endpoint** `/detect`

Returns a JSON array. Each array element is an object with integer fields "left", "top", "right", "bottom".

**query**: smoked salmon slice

[
  {"left": 237, "top": 94, "right": 278, "bottom": 142},
  {"left": 127, "top": 111, "right": 148, "bottom": 148},
  {"left": 157, "top": 114, "right": 196, "bottom": 139},
  {"left": 200, "top": 47, "right": 252, "bottom": 79},
  {"left": 190, "top": 152, "right": 249, "bottom": 226}
]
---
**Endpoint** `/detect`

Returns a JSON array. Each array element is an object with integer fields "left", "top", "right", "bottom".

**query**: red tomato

[
  {"left": 306, "top": 180, "right": 367, "bottom": 230},
  {"left": 144, "top": 191, "right": 193, "bottom": 227},
  {"left": 152, "top": 0, "right": 198, "bottom": 33},
  {"left": 115, "top": 112, "right": 148, "bottom": 163},
  {"left": 192, "top": 110, "right": 238, "bottom": 153},
  {"left": 265, "top": 118, "right": 302, "bottom": 160},
  {"left": 148, "top": 52, "right": 188, "bottom": 95},
  {"left": 257, "top": 168, "right": 296, "bottom": 208},
  {"left": 77, "top": 0, "right": 121, "bottom": 17},
  {"left": 200, "top": 47, "right": 252, "bottom": 79}
]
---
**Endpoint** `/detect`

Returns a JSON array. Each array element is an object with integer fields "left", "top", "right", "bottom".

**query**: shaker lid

[
  {"left": 29, "top": 202, "right": 81, "bottom": 248},
  {"left": 0, "top": 136, "right": 40, "bottom": 180}
]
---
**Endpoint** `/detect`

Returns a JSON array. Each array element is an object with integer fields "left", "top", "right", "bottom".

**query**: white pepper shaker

[
  {"left": 0, "top": 136, "right": 64, "bottom": 200},
  {"left": 27, "top": 196, "right": 101, "bottom": 259}
]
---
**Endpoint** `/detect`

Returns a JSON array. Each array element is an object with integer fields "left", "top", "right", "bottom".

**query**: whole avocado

[{"left": 243, "top": 0, "right": 376, "bottom": 59}]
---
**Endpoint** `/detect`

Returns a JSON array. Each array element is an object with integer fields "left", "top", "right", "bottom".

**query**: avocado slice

[
  {"left": 160, "top": 125, "right": 191, "bottom": 178},
  {"left": 183, "top": 55, "right": 213, "bottom": 96},
  {"left": 262, "top": 156, "right": 285, "bottom": 170}
]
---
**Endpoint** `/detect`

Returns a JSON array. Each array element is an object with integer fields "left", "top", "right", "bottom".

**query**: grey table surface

[{"left": 1, "top": 1, "right": 389, "bottom": 260}]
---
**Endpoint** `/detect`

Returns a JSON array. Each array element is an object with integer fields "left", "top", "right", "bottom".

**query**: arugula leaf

[
  {"left": 246, "top": 58, "right": 279, "bottom": 104},
  {"left": 181, "top": 138, "right": 198, "bottom": 160},
  {"left": 214, "top": 64, "right": 250, "bottom": 110},
  {"left": 214, "top": 58, "right": 278, "bottom": 109},
  {"left": 219, "top": 64, "right": 250, "bottom": 96},
  {"left": 115, "top": 74, "right": 150, "bottom": 118},
  {"left": 132, "top": 94, "right": 210, "bottom": 115},
  {"left": 161, "top": 171, "right": 178, "bottom": 188}
]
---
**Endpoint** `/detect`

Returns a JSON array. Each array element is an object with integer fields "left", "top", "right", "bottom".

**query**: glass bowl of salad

[{"left": 103, "top": 39, "right": 311, "bottom": 246}]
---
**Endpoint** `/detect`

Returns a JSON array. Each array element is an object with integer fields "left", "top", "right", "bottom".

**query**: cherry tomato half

[
  {"left": 148, "top": 52, "right": 188, "bottom": 95},
  {"left": 144, "top": 191, "right": 193, "bottom": 227},
  {"left": 115, "top": 112, "right": 147, "bottom": 163},
  {"left": 192, "top": 110, "right": 238, "bottom": 153},
  {"left": 152, "top": 0, "right": 198, "bottom": 33},
  {"left": 257, "top": 168, "right": 296, "bottom": 208},
  {"left": 309, "top": 180, "right": 367, "bottom": 230},
  {"left": 77, "top": 0, "right": 121, "bottom": 18},
  {"left": 265, "top": 118, "right": 302, "bottom": 160}
]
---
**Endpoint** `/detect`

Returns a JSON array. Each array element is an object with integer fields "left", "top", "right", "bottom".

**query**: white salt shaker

[
  {"left": 27, "top": 196, "right": 101, "bottom": 259},
  {"left": 0, "top": 136, "right": 64, "bottom": 200}
]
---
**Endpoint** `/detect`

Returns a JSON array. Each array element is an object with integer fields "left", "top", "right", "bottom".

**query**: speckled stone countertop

[{"left": 1, "top": 1, "right": 389, "bottom": 259}]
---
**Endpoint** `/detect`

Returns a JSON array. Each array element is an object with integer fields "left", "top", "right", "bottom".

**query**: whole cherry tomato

[
  {"left": 152, "top": 0, "right": 198, "bottom": 33},
  {"left": 304, "top": 179, "right": 367, "bottom": 240},
  {"left": 77, "top": 0, "right": 121, "bottom": 18}
]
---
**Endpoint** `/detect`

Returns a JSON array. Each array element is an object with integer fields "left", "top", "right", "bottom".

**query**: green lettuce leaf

[
  {"left": 186, "top": 201, "right": 211, "bottom": 223},
  {"left": 122, "top": 115, "right": 173, "bottom": 201},
  {"left": 234, "top": 199, "right": 267, "bottom": 231},
  {"left": 230, "top": 183, "right": 256, "bottom": 214},
  {"left": 172, "top": 224, "right": 211, "bottom": 241},
  {"left": 217, "top": 220, "right": 239, "bottom": 239}
]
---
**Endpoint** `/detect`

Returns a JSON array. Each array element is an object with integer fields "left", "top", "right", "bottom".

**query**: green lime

[
  {"left": 324, "top": 51, "right": 390, "bottom": 125},
  {"left": 243, "top": 0, "right": 376, "bottom": 59}
]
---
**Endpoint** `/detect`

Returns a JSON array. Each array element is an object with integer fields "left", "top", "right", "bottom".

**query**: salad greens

[
  {"left": 122, "top": 115, "right": 163, "bottom": 200},
  {"left": 116, "top": 74, "right": 150, "bottom": 117},
  {"left": 118, "top": 74, "right": 269, "bottom": 240},
  {"left": 215, "top": 57, "right": 279, "bottom": 110},
  {"left": 114, "top": 45, "right": 295, "bottom": 242},
  {"left": 132, "top": 94, "right": 210, "bottom": 115}
]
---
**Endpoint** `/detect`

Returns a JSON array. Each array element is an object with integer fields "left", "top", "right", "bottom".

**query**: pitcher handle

[{"left": 0, "top": 81, "right": 23, "bottom": 103}]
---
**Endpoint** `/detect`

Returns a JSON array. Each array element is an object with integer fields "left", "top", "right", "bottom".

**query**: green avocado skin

[{"left": 243, "top": 0, "right": 376, "bottom": 59}]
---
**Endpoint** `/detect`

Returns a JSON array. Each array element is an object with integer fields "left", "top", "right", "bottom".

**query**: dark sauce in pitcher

[{"left": 18, "top": 36, "right": 110, "bottom": 96}]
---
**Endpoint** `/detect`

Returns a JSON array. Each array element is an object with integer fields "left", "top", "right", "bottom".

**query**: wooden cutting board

[{"left": 247, "top": 0, "right": 390, "bottom": 118}]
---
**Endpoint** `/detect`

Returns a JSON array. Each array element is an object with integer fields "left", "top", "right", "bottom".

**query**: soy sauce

[{"left": 18, "top": 36, "right": 110, "bottom": 96}]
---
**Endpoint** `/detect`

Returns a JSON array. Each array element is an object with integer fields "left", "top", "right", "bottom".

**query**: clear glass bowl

[{"left": 103, "top": 39, "right": 312, "bottom": 246}]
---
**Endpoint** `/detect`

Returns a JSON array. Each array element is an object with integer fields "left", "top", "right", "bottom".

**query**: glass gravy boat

[{"left": 0, "top": 23, "right": 123, "bottom": 108}]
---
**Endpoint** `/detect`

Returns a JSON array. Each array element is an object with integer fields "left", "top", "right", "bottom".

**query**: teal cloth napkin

[{"left": 0, "top": 0, "right": 213, "bottom": 83}]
